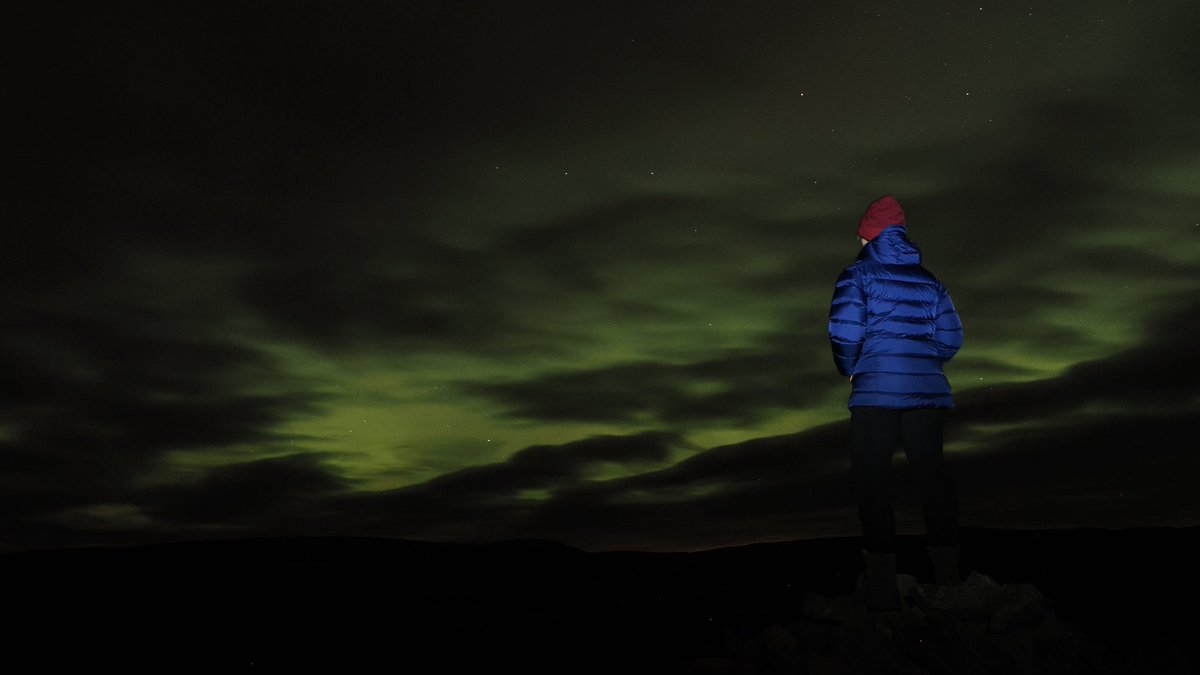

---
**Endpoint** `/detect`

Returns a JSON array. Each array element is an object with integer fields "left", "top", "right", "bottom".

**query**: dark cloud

[
  {"left": 953, "top": 295, "right": 1200, "bottom": 425},
  {"left": 861, "top": 44, "right": 1200, "bottom": 279},
  {"left": 463, "top": 348, "right": 834, "bottom": 427},
  {"left": 6, "top": 295, "right": 1197, "bottom": 553},
  {"left": 944, "top": 356, "right": 1038, "bottom": 378},
  {"left": 950, "top": 286, "right": 1085, "bottom": 319},
  {"left": 299, "top": 431, "right": 685, "bottom": 544},
  {"left": 736, "top": 252, "right": 862, "bottom": 296},
  {"left": 454, "top": 256, "right": 1110, "bottom": 433},
  {"left": 9, "top": 0, "right": 823, "bottom": 280},
  {"left": 300, "top": 422, "right": 851, "bottom": 550},
  {"left": 311, "top": 296, "right": 1200, "bottom": 550},
  {"left": 0, "top": 305, "right": 326, "bottom": 529},
  {"left": 233, "top": 243, "right": 521, "bottom": 354},
  {"left": 859, "top": 97, "right": 1135, "bottom": 272},
  {"left": 5, "top": 1, "right": 1199, "bottom": 555},
  {"left": 293, "top": 423, "right": 874, "bottom": 551},
  {"left": 1070, "top": 245, "right": 1200, "bottom": 283},
  {"left": 401, "top": 430, "right": 679, "bottom": 499},
  {"left": 942, "top": 408, "right": 1200, "bottom": 531},
  {"left": 232, "top": 194, "right": 748, "bottom": 355},
  {"left": 144, "top": 453, "right": 349, "bottom": 527}
]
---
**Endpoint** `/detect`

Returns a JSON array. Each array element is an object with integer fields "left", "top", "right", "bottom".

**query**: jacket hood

[{"left": 857, "top": 225, "right": 921, "bottom": 265}]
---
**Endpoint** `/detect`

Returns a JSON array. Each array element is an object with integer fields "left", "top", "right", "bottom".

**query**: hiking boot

[{"left": 858, "top": 550, "right": 902, "bottom": 611}]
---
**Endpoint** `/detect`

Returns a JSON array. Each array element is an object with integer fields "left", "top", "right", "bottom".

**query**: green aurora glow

[{"left": 5, "top": 0, "right": 1199, "bottom": 552}]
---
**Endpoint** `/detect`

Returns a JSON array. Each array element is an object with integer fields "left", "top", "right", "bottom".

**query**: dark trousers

[{"left": 850, "top": 407, "right": 960, "bottom": 553}]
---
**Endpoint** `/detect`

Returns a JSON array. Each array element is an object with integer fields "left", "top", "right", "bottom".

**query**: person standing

[{"left": 827, "top": 195, "right": 964, "bottom": 610}]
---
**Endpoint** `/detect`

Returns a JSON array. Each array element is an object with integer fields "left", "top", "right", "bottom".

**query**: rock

[
  {"left": 851, "top": 573, "right": 921, "bottom": 613},
  {"left": 801, "top": 592, "right": 836, "bottom": 620},
  {"left": 932, "top": 614, "right": 1005, "bottom": 675},
  {"left": 986, "top": 628, "right": 1038, "bottom": 671},
  {"left": 836, "top": 611, "right": 925, "bottom": 675},
  {"left": 896, "top": 574, "right": 921, "bottom": 599},
  {"left": 761, "top": 624, "right": 805, "bottom": 674},
  {"left": 721, "top": 628, "right": 760, "bottom": 668},
  {"left": 802, "top": 592, "right": 867, "bottom": 623},
  {"left": 988, "top": 583, "right": 1046, "bottom": 633},
  {"left": 882, "top": 607, "right": 932, "bottom": 661},
  {"left": 787, "top": 619, "right": 838, "bottom": 655},
  {"left": 921, "top": 571, "right": 1002, "bottom": 621},
  {"left": 1031, "top": 608, "right": 1064, "bottom": 644},
  {"left": 690, "top": 570, "right": 1162, "bottom": 675}
]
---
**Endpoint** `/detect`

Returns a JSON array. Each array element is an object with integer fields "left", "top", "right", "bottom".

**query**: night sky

[{"left": 7, "top": 1, "right": 1199, "bottom": 554}]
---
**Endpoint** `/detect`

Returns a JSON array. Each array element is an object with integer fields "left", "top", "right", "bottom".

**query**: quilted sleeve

[
  {"left": 828, "top": 266, "right": 867, "bottom": 377},
  {"left": 933, "top": 285, "right": 963, "bottom": 360}
]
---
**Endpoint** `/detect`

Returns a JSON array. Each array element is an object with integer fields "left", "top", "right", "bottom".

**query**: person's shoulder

[
  {"left": 912, "top": 264, "right": 945, "bottom": 285},
  {"left": 845, "top": 259, "right": 885, "bottom": 276},
  {"left": 923, "top": 265, "right": 954, "bottom": 287},
  {"left": 837, "top": 260, "right": 871, "bottom": 279}
]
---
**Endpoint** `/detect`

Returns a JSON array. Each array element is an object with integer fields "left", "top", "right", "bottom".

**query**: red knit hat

[{"left": 858, "top": 195, "right": 906, "bottom": 241}]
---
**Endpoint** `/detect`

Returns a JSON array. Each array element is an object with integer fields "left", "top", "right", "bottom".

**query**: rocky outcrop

[{"left": 688, "top": 571, "right": 1187, "bottom": 675}]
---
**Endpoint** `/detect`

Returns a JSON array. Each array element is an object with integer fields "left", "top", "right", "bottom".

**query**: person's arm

[
  {"left": 829, "top": 267, "right": 867, "bottom": 377},
  {"left": 933, "top": 285, "right": 963, "bottom": 360}
]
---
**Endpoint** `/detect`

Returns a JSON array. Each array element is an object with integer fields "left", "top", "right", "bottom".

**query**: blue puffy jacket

[{"left": 827, "top": 225, "right": 962, "bottom": 409}]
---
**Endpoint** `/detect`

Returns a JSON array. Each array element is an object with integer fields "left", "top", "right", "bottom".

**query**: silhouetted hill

[{"left": 2, "top": 527, "right": 1195, "bottom": 674}]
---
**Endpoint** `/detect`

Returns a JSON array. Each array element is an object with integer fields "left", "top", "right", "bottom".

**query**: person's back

[
  {"left": 829, "top": 224, "right": 961, "bottom": 409},
  {"left": 827, "top": 194, "right": 964, "bottom": 611}
]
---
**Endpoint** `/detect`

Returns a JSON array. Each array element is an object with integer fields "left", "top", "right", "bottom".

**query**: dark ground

[{"left": 2, "top": 526, "right": 1196, "bottom": 673}]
